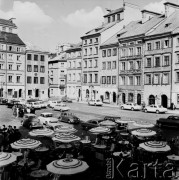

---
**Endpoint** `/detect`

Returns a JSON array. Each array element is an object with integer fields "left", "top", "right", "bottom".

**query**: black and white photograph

[{"left": 0, "top": 0, "right": 179, "bottom": 179}]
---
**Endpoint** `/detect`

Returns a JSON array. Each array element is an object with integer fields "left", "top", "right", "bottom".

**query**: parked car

[
  {"left": 104, "top": 116, "right": 121, "bottom": 121},
  {"left": 48, "top": 100, "right": 62, "bottom": 108},
  {"left": 121, "top": 103, "right": 142, "bottom": 111},
  {"left": 61, "top": 96, "right": 73, "bottom": 103},
  {"left": 38, "top": 112, "right": 58, "bottom": 124},
  {"left": 144, "top": 105, "right": 167, "bottom": 114},
  {"left": 37, "top": 100, "right": 48, "bottom": 108},
  {"left": 88, "top": 99, "right": 103, "bottom": 106},
  {"left": 7, "top": 99, "right": 20, "bottom": 108},
  {"left": 53, "top": 103, "right": 70, "bottom": 111},
  {"left": 0, "top": 98, "right": 8, "bottom": 105},
  {"left": 156, "top": 115, "right": 179, "bottom": 128},
  {"left": 81, "top": 119, "right": 105, "bottom": 130},
  {"left": 26, "top": 101, "right": 41, "bottom": 109},
  {"left": 22, "top": 113, "right": 43, "bottom": 129},
  {"left": 58, "top": 112, "right": 80, "bottom": 124}
]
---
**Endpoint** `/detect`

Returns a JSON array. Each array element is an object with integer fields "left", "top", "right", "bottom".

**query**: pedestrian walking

[{"left": 16, "top": 107, "right": 19, "bottom": 118}]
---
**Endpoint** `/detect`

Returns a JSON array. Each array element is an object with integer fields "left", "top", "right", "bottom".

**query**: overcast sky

[{"left": 0, "top": 0, "right": 177, "bottom": 52}]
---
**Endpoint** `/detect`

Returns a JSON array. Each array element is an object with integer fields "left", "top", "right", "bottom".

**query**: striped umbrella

[
  {"left": 139, "top": 141, "right": 171, "bottom": 152},
  {"left": 133, "top": 121, "right": 154, "bottom": 128},
  {"left": 47, "top": 158, "right": 89, "bottom": 175},
  {"left": 131, "top": 129, "right": 156, "bottom": 137},
  {"left": 29, "top": 128, "right": 54, "bottom": 137},
  {"left": 52, "top": 133, "right": 81, "bottom": 143},
  {"left": 99, "top": 120, "right": 117, "bottom": 128},
  {"left": 115, "top": 120, "right": 134, "bottom": 124},
  {"left": 54, "top": 125, "right": 77, "bottom": 134},
  {"left": 11, "top": 138, "right": 41, "bottom": 149},
  {"left": 0, "top": 152, "right": 17, "bottom": 167},
  {"left": 89, "top": 127, "right": 111, "bottom": 134}
]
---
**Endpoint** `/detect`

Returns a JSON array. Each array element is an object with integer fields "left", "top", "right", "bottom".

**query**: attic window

[{"left": 165, "top": 23, "right": 171, "bottom": 28}]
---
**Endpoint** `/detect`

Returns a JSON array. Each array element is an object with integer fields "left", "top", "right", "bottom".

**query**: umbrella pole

[{"left": 54, "top": 174, "right": 61, "bottom": 180}]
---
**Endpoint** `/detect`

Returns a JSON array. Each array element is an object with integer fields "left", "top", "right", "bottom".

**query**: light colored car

[
  {"left": 26, "top": 101, "right": 41, "bottom": 109},
  {"left": 48, "top": 100, "right": 62, "bottom": 108},
  {"left": 53, "top": 103, "right": 70, "bottom": 111},
  {"left": 37, "top": 101, "right": 48, "bottom": 108},
  {"left": 121, "top": 103, "right": 142, "bottom": 111},
  {"left": 88, "top": 99, "right": 103, "bottom": 106},
  {"left": 144, "top": 104, "right": 167, "bottom": 114},
  {"left": 38, "top": 112, "right": 58, "bottom": 124}
]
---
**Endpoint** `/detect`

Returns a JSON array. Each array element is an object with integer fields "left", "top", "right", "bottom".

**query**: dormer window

[
  {"left": 117, "top": 14, "right": 120, "bottom": 21},
  {"left": 108, "top": 17, "right": 110, "bottom": 23},
  {"left": 112, "top": 15, "right": 115, "bottom": 22}
]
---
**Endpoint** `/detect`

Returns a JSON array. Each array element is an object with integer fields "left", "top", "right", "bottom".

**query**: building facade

[
  {"left": 0, "top": 18, "right": 26, "bottom": 99},
  {"left": 66, "top": 43, "right": 82, "bottom": 100},
  {"left": 25, "top": 50, "right": 49, "bottom": 100}
]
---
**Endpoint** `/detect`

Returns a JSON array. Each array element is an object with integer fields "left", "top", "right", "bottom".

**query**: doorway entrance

[
  {"left": 35, "top": 89, "right": 39, "bottom": 98},
  {"left": 113, "top": 92, "right": 116, "bottom": 103},
  {"left": 137, "top": 94, "right": 141, "bottom": 105},
  {"left": 122, "top": 93, "right": 125, "bottom": 104},
  {"left": 161, "top": 94, "right": 168, "bottom": 108}
]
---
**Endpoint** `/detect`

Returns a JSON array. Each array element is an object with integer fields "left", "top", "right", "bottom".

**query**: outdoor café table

[
  {"left": 30, "top": 169, "right": 49, "bottom": 179},
  {"left": 35, "top": 146, "right": 49, "bottom": 153},
  {"left": 57, "top": 143, "right": 73, "bottom": 149},
  {"left": 18, "top": 158, "right": 35, "bottom": 167},
  {"left": 94, "top": 144, "right": 107, "bottom": 149},
  {"left": 167, "top": 154, "right": 179, "bottom": 161},
  {"left": 80, "top": 140, "right": 91, "bottom": 144},
  {"left": 118, "top": 140, "right": 130, "bottom": 145}
]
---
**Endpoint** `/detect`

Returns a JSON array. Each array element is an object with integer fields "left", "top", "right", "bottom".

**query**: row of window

[
  {"left": 145, "top": 55, "right": 170, "bottom": 67},
  {"left": 84, "top": 47, "right": 98, "bottom": 56},
  {"left": 68, "top": 61, "right": 81, "bottom": 68},
  {"left": 27, "top": 65, "right": 45, "bottom": 73},
  {"left": 84, "top": 59, "right": 98, "bottom": 68},
  {"left": 8, "top": 76, "right": 21, "bottom": 83},
  {"left": 68, "top": 73, "right": 81, "bottom": 81},
  {"left": 145, "top": 73, "right": 169, "bottom": 85},
  {"left": 102, "top": 48, "right": 117, "bottom": 57},
  {"left": 121, "top": 61, "right": 141, "bottom": 71},
  {"left": 120, "top": 76, "right": 141, "bottom": 86},
  {"left": 101, "top": 76, "right": 116, "bottom": 84},
  {"left": 84, "top": 38, "right": 98, "bottom": 45},
  {"left": 66, "top": 52, "right": 81, "bottom": 58},
  {"left": 27, "top": 77, "right": 45, "bottom": 84},
  {"left": 49, "top": 78, "right": 65, "bottom": 85},
  {"left": 0, "top": 64, "right": 21, "bottom": 71},
  {"left": 7, "top": 45, "right": 23, "bottom": 53},
  {"left": 107, "top": 13, "right": 121, "bottom": 23},
  {"left": 102, "top": 61, "right": 116, "bottom": 70},
  {"left": 27, "top": 54, "right": 45, "bottom": 61},
  {"left": 121, "top": 47, "right": 142, "bottom": 57},
  {"left": 83, "top": 74, "right": 98, "bottom": 83}
]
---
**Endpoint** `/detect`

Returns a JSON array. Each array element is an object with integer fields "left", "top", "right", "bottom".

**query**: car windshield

[
  {"left": 44, "top": 114, "right": 53, "bottom": 117},
  {"left": 96, "top": 100, "right": 101, "bottom": 102},
  {"left": 158, "top": 105, "right": 163, "bottom": 108}
]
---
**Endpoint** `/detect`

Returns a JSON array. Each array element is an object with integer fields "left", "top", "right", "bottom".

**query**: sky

[{"left": 0, "top": 0, "right": 178, "bottom": 52}]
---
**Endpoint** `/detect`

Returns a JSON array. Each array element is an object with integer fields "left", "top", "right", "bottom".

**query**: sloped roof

[
  {"left": 83, "top": 21, "right": 118, "bottom": 37},
  {"left": 103, "top": 7, "right": 124, "bottom": 17},
  {"left": 118, "top": 15, "right": 165, "bottom": 40},
  {"left": 147, "top": 10, "right": 179, "bottom": 36},
  {"left": 0, "top": 19, "right": 17, "bottom": 28},
  {"left": 0, "top": 32, "right": 25, "bottom": 45},
  {"left": 65, "top": 42, "right": 82, "bottom": 52}
]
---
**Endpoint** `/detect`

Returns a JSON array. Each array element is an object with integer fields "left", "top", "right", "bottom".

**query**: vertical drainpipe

[
  {"left": 24, "top": 48, "right": 26, "bottom": 100},
  {"left": 5, "top": 43, "right": 7, "bottom": 99},
  {"left": 117, "top": 42, "right": 120, "bottom": 105},
  {"left": 170, "top": 35, "right": 173, "bottom": 108}
]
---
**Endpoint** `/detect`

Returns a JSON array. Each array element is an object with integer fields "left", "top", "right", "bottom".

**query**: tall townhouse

[
  {"left": 25, "top": 49, "right": 49, "bottom": 100},
  {"left": 117, "top": 10, "right": 164, "bottom": 105},
  {"left": 144, "top": 2, "right": 179, "bottom": 108},
  {"left": 0, "top": 18, "right": 26, "bottom": 99},
  {"left": 99, "top": 34, "right": 119, "bottom": 104},
  {"left": 66, "top": 43, "right": 82, "bottom": 100},
  {"left": 81, "top": 3, "right": 142, "bottom": 101},
  {"left": 48, "top": 44, "right": 70, "bottom": 98}
]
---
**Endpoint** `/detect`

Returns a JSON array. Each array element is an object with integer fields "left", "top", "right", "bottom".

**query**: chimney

[
  {"left": 164, "top": 1, "right": 179, "bottom": 17},
  {"left": 141, "top": 10, "right": 162, "bottom": 24}
]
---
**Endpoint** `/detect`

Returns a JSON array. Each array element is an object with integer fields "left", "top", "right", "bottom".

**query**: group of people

[
  {"left": 0, "top": 125, "right": 21, "bottom": 151},
  {"left": 12, "top": 104, "right": 36, "bottom": 118}
]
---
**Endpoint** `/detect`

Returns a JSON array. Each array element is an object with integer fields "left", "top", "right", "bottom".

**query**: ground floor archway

[
  {"left": 149, "top": 95, "right": 155, "bottom": 105},
  {"left": 161, "top": 94, "right": 168, "bottom": 108},
  {"left": 113, "top": 92, "right": 116, "bottom": 103},
  {"left": 137, "top": 94, "right": 141, "bottom": 105},
  {"left": 122, "top": 93, "right": 125, "bottom": 104},
  {"left": 86, "top": 89, "right": 89, "bottom": 98},
  {"left": 128, "top": 93, "right": 134, "bottom": 102},
  {"left": 35, "top": 89, "right": 39, "bottom": 98}
]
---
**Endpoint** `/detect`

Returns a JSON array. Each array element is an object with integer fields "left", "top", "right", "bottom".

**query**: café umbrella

[
  {"left": 139, "top": 141, "right": 171, "bottom": 152},
  {"left": 133, "top": 121, "right": 154, "bottom": 128},
  {"left": 52, "top": 133, "right": 81, "bottom": 143},
  {"left": 99, "top": 120, "right": 117, "bottom": 128},
  {"left": 89, "top": 127, "right": 111, "bottom": 134},
  {"left": 131, "top": 129, "right": 156, "bottom": 137},
  {"left": 47, "top": 158, "right": 89, "bottom": 175},
  {"left": 54, "top": 125, "right": 77, "bottom": 134},
  {"left": 115, "top": 120, "right": 134, "bottom": 124},
  {"left": 11, "top": 138, "right": 41, "bottom": 149},
  {"left": 29, "top": 128, "right": 54, "bottom": 137},
  {"left": 0, "top": 152, "right": 17, "bottom": 167}
]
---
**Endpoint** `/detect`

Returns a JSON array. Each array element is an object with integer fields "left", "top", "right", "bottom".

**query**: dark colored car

[
  {"left": 104, "top": 116, "right": 121, "bottom": 121},
  {"left": 0, "top": 98, "right": 8, "bottom": 105},
  {"left": 61, "top": 96, "right": 73, "bottom": 103},
  {"left": 156, "top": 115, "right": 179, "bottom": 128},
  {"left": 81, "top": 119, "right": 105, "bottom": 130},
  {"left": 22, "top": 113, "right": 43, "bottom": 129},
  {"left": 58, "top": 112, "right": 80, "bottom": 124},
  {"left": 7, "top": 99, "right": 20, "bottom": 108}
]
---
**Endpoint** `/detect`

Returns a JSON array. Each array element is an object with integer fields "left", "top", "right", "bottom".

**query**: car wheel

[
  {"left": 121, "top": 106, "right": 124, "bottom": 110},
  {"left": 156, "top": 110, "right": 159, "bottom": 114},
  {"left": 131, "top": 107, "right": 134, "bottom": 111},
  {"left": 144, "top": 109, "right": 147, "bottom": 113}
]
